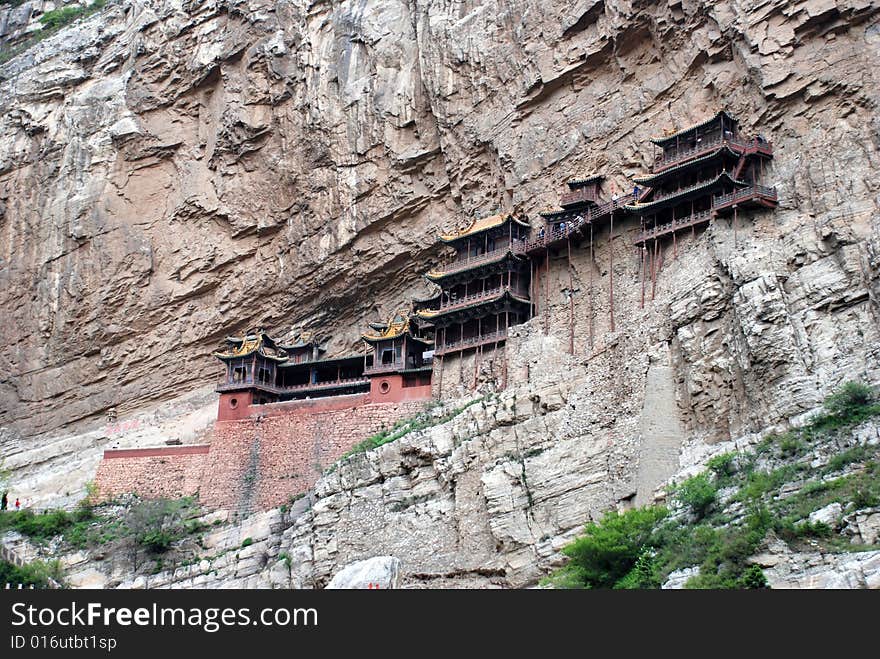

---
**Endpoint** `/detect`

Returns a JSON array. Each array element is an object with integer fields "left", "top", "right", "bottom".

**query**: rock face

[
  {"left": 1, "top": 0, "right": 879, "bottom": 588},
  {"left": 1, "top": 0, "right": 878, "bottom": 441}
]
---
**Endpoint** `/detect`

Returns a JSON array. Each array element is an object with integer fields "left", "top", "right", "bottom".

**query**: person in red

[{"left": 15, "top": 498, "right": 20, "bottom": 510}]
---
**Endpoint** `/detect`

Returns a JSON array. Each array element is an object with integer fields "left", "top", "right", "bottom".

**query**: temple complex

[
  {"left": 625, "top": 111, "right": 776, "bottom": 304},
  {"left": 95, "top": 109, "right": 780, "bottom": 513}
]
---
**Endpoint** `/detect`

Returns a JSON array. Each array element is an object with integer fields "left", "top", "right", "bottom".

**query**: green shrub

[
  {"left": 125, "top": 498, "right": 192, "bottom": 555},
  {"left": 614, "top": 550, "right": 661, "bottom": 589},
  {"left": 241, "top": 537, "right": 253, "bottom": 548},
  {"left": 825, "top": 382, "right": 876, "bottom": 417},
  {"left": 554, "top": 506, "right": 668, "bottom": 589},
  {"left": 675, "top": 472, "right": 717, "bottom": 519},
  {"left": 39, "top": 6, "right": 87, "bottom": 31},
  {"left": 736, "top": 565, "right": 769, "bottom": 589},
  {"left": 707, "top": 452, "right": 736, "bottom": 479},
  {"left": 0, "top": 559, "right": 63, "bottom": 587}
]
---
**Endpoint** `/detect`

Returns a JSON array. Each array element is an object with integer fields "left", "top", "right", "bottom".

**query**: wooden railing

[
  {"left": 421, "top": 285, "right": 529, "bottom": 314},
  {"left": 523, "top": 193, "right": 635, "bottom": 253},
  {"left": 635, "top": 184, "right": 777, "bottom": 243},
  {"left": 217, "top": 376, "right": 284, "bottom": 394},
  {"left": 363, "top": 358, "right": 432, "bottom": 375},
  {"left": 435, "top": 244, "right": 522, "bottom": 277},
  {"left": 217, "top": 376, "right": 369, "bottom": 394},
  {"left": 286, "top": 377, "right": 370, "bottom": 392},
  {"left": 654, "top": 134, "right": 773, "bottom": 172},
  {"left": 713, "top": 185, "right": 777, "bottom": 208},
  {"left": 634, "top": 209, "right": 712, "bottom": 244},
  {"left": 435, "top": 329, "right": 508, "bottom": 355}
]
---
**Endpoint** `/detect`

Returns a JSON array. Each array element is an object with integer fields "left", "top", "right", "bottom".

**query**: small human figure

[
  {"left": 538, "top": 227, "right": 545, "bottom": 240},
  {"left": 15, "top": 498, "right": 21, "bottom": 511},
  {"left": 633, "top": 185, "right": 641, "bottom": 199},
  {"left": 1, "top": 491, "right": 7, "bottom": 510}
]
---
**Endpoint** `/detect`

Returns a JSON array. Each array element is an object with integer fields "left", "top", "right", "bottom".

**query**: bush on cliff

[
  {"left": 546, "top": 506, "right": 668, "bottom": 589},
  {"left": 0, "top": 559, "right": 63, "bottom": 588}
]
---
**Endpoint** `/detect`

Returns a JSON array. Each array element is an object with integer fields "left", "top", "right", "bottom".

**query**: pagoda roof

[
  {"left": 362, "top": 310, "right": 431, "bottom": 344},
  {"left": 567, "top": 174, "right": 603, "bottom": 188},
  {"left": 625, "top": 171, "right": 747, "bottom": 212},
  {"left": 415, "top": 289, "right": 531, "bottom": 320},
  {"left": 650, "top": 110, "right": 737, "bottom": 146},
  {"left": 633, "top": 146, "right": 740, "bottom": 185},
  {"left": 214, "top": 330, "right": 287, "bottom": 362},
  {"left": 538, "top": 207, "right": 581, "bottom": 220},
  {"left": 438, "top": 213, "right": 529, "bottom": 243}
]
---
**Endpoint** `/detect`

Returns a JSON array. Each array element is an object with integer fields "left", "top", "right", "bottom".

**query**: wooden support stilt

[
  {"left": 544, "top": 251, "right": 550, "bottom": 335},
  {"left": 588, "top": 223, "right": 594, "bottom": 348},
  {"left": 437, "top": 354, "right": 444, "bottom": 399},
  {"left": 733, "top": 204, "right": 738, "bottom": 248},
  {"left": 640, "top": 245, "right": 646, "bottom": 309},
  {"left": 673, "top": 229, "right": 677, "bottom": 260},
  {"left": 567, "top": 236, "right": 574, "bottom": 355},
  {"left": 529, "top": 259, "right": 535, "bottom": 319},
  {"left": 609, "top": 211, "right": 615, "bottom": 332},
  {"left": 651, "top": 238, "right": 658, "bottom": 301}
]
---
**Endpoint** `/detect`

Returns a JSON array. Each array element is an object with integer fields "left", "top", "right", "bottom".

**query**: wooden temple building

[
  {"left": 626, "top": 110, "right": 776, "bottom": 304},
  {"left": 362, "top": 311, "right": 434, "bottom": 399},
  {"left": 214, "top": 330, "right": 373, "bottom": 419},
  {"left": 414, "top": 213, "right": 533, "bottom": 359}
]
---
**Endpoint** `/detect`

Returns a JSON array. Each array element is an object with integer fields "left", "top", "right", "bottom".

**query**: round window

[
  {"left": 379, "top": 381, "right": 391, "bottom": 394},
  {"left": 229, "top": 398, "right": 238, "bottom": 409}
]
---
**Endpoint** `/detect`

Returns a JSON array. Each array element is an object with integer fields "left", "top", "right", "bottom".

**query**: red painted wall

[
  {"left": 217, "top": 391, "right": 255, "bottom": 421},
  {"left": 94, "top": 398, "right": 430, "bottom": 512},
  {"left": 369, "top": 374, "right": 433, "bottom": 403}
]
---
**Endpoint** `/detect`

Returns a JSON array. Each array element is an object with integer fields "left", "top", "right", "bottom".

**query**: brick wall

[
  {"left": 93, "top": 399, "right": 428, "bottom": 512},
  {"left": 94, "top": 446, "right": 209, "bottom": 501},
  {"left": 199, "top": 399, "right": 426, "bottom": 511}
]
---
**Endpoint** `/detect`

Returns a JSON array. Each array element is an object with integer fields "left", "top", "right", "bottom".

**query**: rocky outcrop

[{"left": 325, "top": 556, "right": 401, "bottom": 589}]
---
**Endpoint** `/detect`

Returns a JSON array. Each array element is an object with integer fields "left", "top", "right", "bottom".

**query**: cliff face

[{"left": 2, "top": 0, "right": 878, "bottom": 439}]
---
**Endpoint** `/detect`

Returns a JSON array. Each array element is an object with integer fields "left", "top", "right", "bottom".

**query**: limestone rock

[
  {"left": 325, "top": 556, "right": 401, "bottom": 590},
  {"left": 809, "top": 502, "right": 843, "bottom": 529}
]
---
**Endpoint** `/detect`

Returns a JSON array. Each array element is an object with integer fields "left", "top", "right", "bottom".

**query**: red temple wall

[
  {"left": 217, "top": 391, "right": 255, "bottom": 421},
  {"left": 199, "top": 399, "right": 426, "bottom": 511},
  {"left": 94, "top": 398, "right": 428, "bottom": 512},
  {"left": 369, "top": 373, "right": 433, "bottom": 403}
]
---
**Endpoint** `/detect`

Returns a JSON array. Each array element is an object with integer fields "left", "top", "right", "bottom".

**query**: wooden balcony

[
  {"left": 712, "top": 185, "right": 778, "bottom": 212},
  {"left": 216, "top": 376, "right": 369, "bottom": 395},
  {"left": 433, "top": 244, "right": 520, "bottom": 278},
  {"left": 523, "top": 193, "right": 635, "bottom": 255},
  {"left": 420, "top": 285, "right": 530, "bottom": 315},
  {"left": 363, "top": 358, "right": 432, "bottom": 376},
  {"left": 654, "top": 135, "right": 773, "bottom": 173},
  {"left": 634, "top": 209, "right": 713, "bottom": 245},
  {"left": 560, "top": 187, "right": 598, "bottom": 207},
  {"left": 435, "top": 329, "right": 508, "bottom": 356}
]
